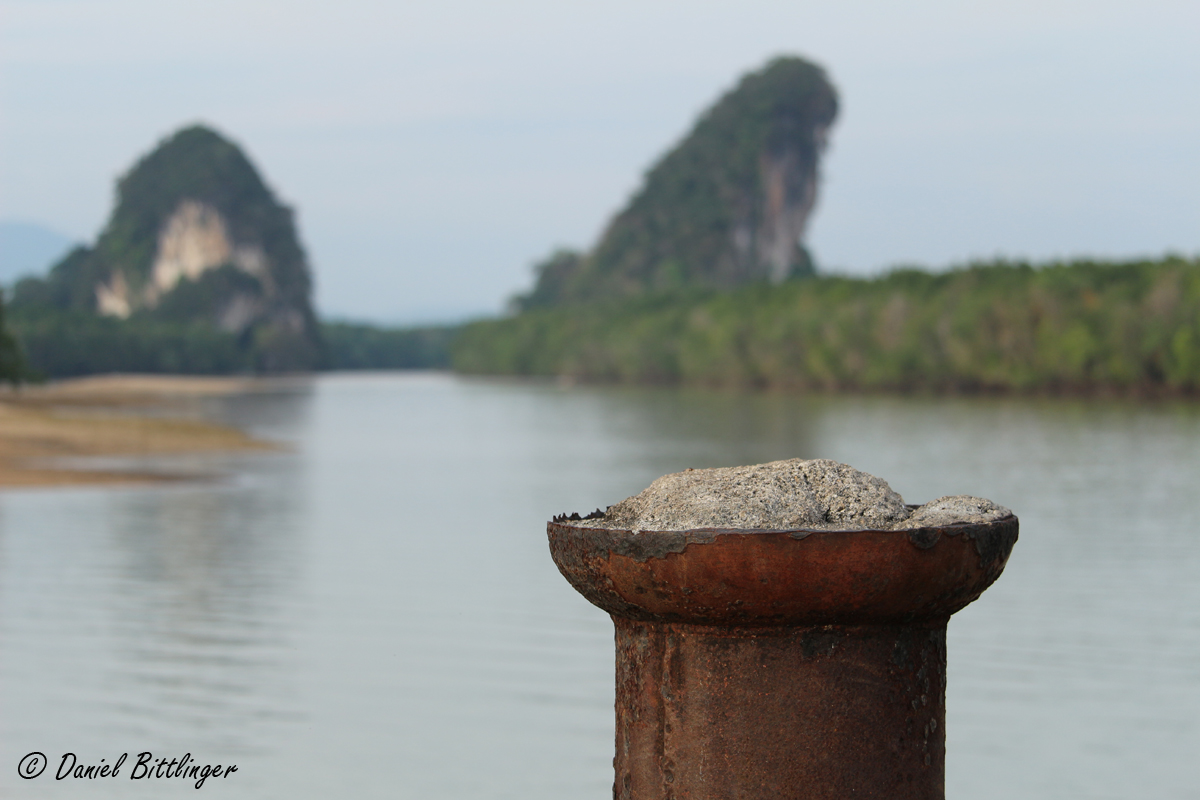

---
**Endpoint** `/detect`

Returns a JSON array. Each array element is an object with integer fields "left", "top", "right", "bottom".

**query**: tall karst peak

[
  {"left": 16, "top": 124, "right": 320, "bottom": 372},
  {"left": 96, "top": 198, "right": 270, "bottom": 316},
  {"left": 519, "top": 55, "right": 838, "bottom": 309}
]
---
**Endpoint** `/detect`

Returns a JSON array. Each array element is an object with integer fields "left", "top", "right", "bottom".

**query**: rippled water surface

[{"left": 1, "top": 373, "right": 1197, "bottom": 798}]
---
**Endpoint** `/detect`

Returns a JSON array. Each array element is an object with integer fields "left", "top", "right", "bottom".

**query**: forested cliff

[
  {"left": 10, "top": 125, "right": 322, "bottom": 374},
  {"left": 516, "top": 56, "right": 837, "bottom": 309}
]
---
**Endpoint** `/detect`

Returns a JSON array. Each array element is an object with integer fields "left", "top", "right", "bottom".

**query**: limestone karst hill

[
  {"left": 517, "top": 56, "right": 838, "bottom": 309},
  {"left": 10, "top": 125, "right": 321, "bottom": 374}
]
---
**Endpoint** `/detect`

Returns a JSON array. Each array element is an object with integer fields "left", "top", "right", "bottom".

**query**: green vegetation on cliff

[
  {"left": 10, "top": 125, "right": 321, "bottom": 375},
  {"left": 457, "top": 55, "right": 1200, "bottom": 397},
  {"left": 85, "top": 125, "right": 311, "bottom": 307},
  {"left": 516, "top": 56, "right": 837, "bottom": 308},
  {"left": 455, "top": 257, "right": 1200, "bottom": 394}
]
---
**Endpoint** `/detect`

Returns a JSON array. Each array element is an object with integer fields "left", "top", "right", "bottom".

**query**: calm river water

[{"left": 1, "top": 372, "right": 1197, "bottom": 798}]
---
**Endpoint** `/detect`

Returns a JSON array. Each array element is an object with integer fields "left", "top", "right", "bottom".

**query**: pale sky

[{"left": 1, "top": 0, "right": 1198, "bottom": 324}]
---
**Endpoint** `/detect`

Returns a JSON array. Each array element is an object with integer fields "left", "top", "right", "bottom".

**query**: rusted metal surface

[{"left": 548, "top": 516, "right": 1018, "bottom": 799}]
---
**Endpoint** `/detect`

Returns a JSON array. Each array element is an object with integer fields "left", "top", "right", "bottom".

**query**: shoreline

[
  {"left": 0, "top": 375, "right": 281, "bottom": 488},
  {"left": 459, "top": 369, "right": 1200, "bottom": 402}
]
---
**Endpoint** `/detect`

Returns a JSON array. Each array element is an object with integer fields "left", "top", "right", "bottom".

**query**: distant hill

[
  {"left": 0, "top": 222, "right": 77, "bottom": 284},
  {"left": 10, "top": 125, "right": 321, "bottom": 374},
  {"left": 516, "top": 56, "right": 838, "bottom": 308}
]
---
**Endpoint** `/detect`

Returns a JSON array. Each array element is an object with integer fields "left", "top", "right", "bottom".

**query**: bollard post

[{"left": 548, "top": 513, "right": 1017, "bottom": 800}]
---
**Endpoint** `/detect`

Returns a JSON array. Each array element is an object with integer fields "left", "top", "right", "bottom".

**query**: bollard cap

[
  {"left": 549, "top": 517, "right": 1017, "bottom": 626},
  {"left": 548, "top": 459, "right": 1017, "bottom": 627}
]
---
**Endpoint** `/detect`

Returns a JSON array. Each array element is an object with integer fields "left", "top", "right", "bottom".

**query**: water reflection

[
  {"left": 1, "top": 374, "right": 1197, "bottom": 798},
  {"left": 103, "top": 481, "right": 307, "bottom": 752},
  {"left": 0, "top": 431, "right": 311, "bottom": 797}
]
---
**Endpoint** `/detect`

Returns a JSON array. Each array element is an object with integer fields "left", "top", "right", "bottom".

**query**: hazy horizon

[{"left": 2, "top": 0, "right": 1198, "bottom": 324}]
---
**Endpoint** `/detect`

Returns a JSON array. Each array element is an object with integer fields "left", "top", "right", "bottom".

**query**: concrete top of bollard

[{"left": 563, "top": 458, "right": 1010, "bottom": 533}]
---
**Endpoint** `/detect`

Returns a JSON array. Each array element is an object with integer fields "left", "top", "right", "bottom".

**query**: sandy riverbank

[{"left": 0, "top": 375, "right": 280, "bottom": 487}]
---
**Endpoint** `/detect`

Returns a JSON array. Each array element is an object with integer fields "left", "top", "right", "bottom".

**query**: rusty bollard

[{"left": 548, "top": 462, "right": 1017, "bottom": 800}]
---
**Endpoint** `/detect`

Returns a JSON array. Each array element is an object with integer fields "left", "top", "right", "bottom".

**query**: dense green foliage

[
  {"left": 517, "top": 249, "right": 585, "bottom": 310},
  {"left": 6, "top": 311, "right": 453, "bottom": 378},
  {"left": 11, "top": 125, "right": 321, "bottom": 372},
  {"left": 455, "top": 257, "right": 1200, "bottom": 394},
  {"left": 9, "top": 311, "right": 250, "bottom": 377},
  {"left": 319, "top": 322, "right": 453, "bottom": 370},
  {"left": 516, "top": 56, "right": 837, "bottom": 308},
  {"left": 10, "top": 247, "right": 105, "bottom": 313},
  {"left": 0, "top": 293, "right": 27, "bottom": 383}
]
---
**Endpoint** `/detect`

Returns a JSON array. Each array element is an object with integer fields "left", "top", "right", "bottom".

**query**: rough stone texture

[
  {"left": 571, "top": 458, "right": 1010, "bottom": 532},
  {"left": 97, "top": 201, "right": 272, "bottom": 318},
  {"left": 892, "top": 495, "right": 1012, "bottom": 529},
  {"left": 150, "top": 200, "right": 270, "bottom": 300},
  {"left": 584, "top": 459, "right": 910, "bottom": 532}
]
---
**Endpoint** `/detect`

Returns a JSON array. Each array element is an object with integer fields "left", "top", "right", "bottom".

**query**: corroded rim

[{"left": 548, "top": 515, "right": 1018, "bottom": 626}]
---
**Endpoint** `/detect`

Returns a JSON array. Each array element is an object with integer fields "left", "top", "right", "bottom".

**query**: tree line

[
  {"left": 7, "top": 255, "right": 1200, "bottom": 396},
  {"left": 453, "top": 256, "right": 1200, "bottom": 395},
  {"left": 0, "top": 307, "right": 451, "bottom": 381}
]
